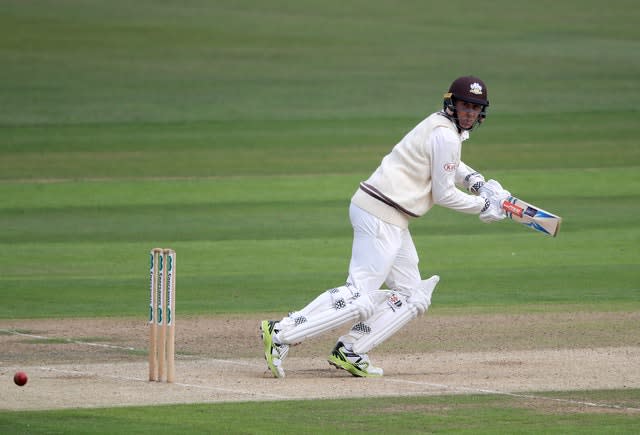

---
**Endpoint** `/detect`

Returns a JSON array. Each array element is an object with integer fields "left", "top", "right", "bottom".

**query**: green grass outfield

[
  {"left": 2, "top": 393, "right": 639, "bottom": 434},
  {"left": 1, "top": 0, "right": 639, "bottom": 433}
]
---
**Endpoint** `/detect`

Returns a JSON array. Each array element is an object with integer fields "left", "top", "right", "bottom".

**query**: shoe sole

[
  {"left": 260, "top": 320, "right": 284, "bottom": 378},
  {"left": 327, "top": 354, "right": 382, "bottom": 378}
]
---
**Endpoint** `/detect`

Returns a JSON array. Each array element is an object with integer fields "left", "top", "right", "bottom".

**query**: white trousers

[
  {"left": 347, "top": 203, "right": 421, "bottom": 294},
  {"left": 275, "top": 203, "right": 425, "bottom": 347}
]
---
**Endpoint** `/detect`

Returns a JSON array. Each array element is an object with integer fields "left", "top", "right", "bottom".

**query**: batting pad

[
  {"left": 352, "top": 275, "right": 439, "bottom": 354},
  {"left": 278, "top": 305, "right": 359, "bottom": 344},
  {"left": 278, "top": 291, "right": 377, "bottom": 345}
]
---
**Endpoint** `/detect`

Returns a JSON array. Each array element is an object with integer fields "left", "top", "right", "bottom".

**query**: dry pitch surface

[{"left": 2, "top": 312, "right": 640, "bottom": 412}]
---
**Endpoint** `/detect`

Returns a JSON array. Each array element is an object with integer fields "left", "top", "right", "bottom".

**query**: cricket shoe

[
  {"left": 328, "top": 341, "right": 383, "bottom": 377},
  {"left": 260, "top": 320, "right": 289, "bottom": 378}
]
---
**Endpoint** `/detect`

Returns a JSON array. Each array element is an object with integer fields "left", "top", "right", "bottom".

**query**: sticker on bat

[{"left": 503, "top": 201, "right": 524, "bottom": 217}]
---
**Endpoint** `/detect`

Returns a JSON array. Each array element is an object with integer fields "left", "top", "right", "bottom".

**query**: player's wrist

[
  {"left": 464, "top": 172, "right": 485, "bottom": 194},
  {"left": 470, "top": 181, "right": 484, "bottom": 195}
]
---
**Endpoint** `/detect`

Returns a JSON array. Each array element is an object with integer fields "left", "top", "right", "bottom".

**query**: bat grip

[{"left": 502, "top": 199, "right": 524, "bottom": 217}]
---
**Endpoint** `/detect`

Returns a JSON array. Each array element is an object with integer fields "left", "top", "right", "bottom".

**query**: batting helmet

[{"left": 443, "top": 76, "right": 489, "bottom": 131}]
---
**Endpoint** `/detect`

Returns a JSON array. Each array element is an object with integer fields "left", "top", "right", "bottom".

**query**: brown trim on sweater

[{"left": 359, "top": 182, "right": 420, "bottom": 218}]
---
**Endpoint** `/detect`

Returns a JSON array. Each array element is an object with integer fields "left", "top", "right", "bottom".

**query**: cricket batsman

[{"left": 261, "top": 76, "right": 511, "bottom": 378}]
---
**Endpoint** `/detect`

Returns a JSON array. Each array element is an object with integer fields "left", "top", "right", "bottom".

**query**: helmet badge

[{"left": 469, "top": 82, "right": 483, "bottom": 95}]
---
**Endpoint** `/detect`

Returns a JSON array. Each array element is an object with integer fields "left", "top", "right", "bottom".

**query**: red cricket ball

[{"left": 14, "top": 371, "right": 28, "bottom": 387}]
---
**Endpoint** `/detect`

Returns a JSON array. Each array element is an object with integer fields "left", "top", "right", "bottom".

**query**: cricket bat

[{"left": 502, "top": 196, "right": 562, "bottom": 237}]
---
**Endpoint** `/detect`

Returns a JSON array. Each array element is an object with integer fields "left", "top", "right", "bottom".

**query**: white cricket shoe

[
  {"left": 260, "top": 320, "right": 289, "bottom": 378},
  {"left": 328, "top": 341, "right": 383, "bottom": 377}
]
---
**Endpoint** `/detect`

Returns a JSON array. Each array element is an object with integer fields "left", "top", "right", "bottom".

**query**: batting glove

[
  {"left": 464, "top": 172, "right": 486, "bottom": 194},
  {"left": 479, "top": 179, "right": 511, "bottom": 203}
]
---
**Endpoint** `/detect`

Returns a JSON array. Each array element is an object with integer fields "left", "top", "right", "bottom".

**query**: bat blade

[{"left": 502, "top": 197, "right": 562, "bottom": 237}]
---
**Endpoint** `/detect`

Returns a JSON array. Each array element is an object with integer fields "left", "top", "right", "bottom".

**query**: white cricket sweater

[{"left": 351, "top": 112, "right": 486, "bottom": 228}]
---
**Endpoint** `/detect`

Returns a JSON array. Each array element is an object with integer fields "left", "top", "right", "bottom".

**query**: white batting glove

[
  {"left": 463, "top": 172, "right": 486, "bottom": 194},
  {"left": 478, "top": 180, "right": 510, "bottom": 223},
  {"left": 479, "top": 179, "right": 511, "bottom": 202},
  {"left": 479, "top": 198, "right": 506, "bottom": 223}
]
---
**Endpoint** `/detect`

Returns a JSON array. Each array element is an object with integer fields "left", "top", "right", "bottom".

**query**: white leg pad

[
  {"left": 277, "top": 285, "right": 376, "bottom": 345},
  {"left": 293, "top": 283, "right": 361, "bottom": 319},
  {"left": 351, "top": 275, "right": 439, "bottom": 354}
]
